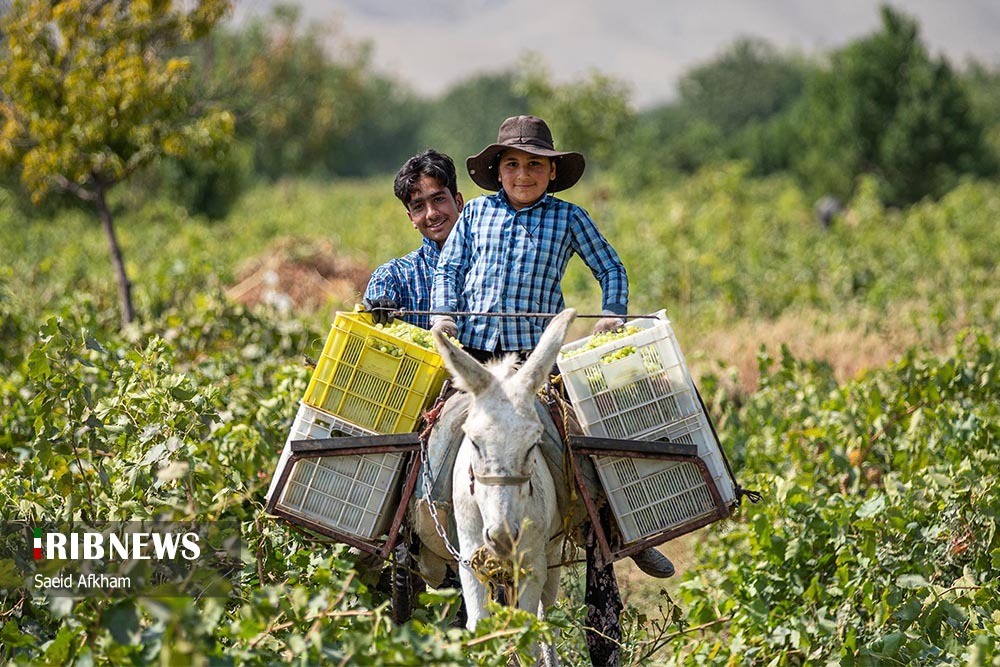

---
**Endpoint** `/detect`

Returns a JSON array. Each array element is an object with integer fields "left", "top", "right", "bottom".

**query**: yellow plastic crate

[{"left": 303, "top": 311, "right": 449, "bottom": 434}]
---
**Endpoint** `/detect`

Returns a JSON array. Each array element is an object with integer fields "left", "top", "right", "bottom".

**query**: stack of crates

[
  {"left": 267, "top": 310, "right": 450, "bottom": 541},
  {"left": 557, "top": 310, "right": 736, "bottom": 544}
]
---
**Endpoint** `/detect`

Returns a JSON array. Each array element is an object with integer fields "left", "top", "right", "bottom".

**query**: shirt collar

[
  {"left": 420, "top": 235, "right": 441, "bottom": 259},
  {"left": 497, "top": 189, "right": 549, "bottom": 213}
]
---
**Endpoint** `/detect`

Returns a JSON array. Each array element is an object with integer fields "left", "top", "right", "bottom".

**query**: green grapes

[
  {"left": 600, "top": 345, "right": 637, "bottom": 363},
  {"left": 369, "top": 319, "right": 461, "bottom": 353},
  {"left": 561, "top": 325, "right": 643, "bottom": 361}
]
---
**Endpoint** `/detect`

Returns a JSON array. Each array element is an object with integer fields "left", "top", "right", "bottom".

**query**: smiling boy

[
  {"left": 363, "top": 149, "right": 464, "bottom": 329},
  {"left": 430, "top": 115, "right": 628, "bottom": 359}
]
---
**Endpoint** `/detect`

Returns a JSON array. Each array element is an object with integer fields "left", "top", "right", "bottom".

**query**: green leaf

[
  {"left": 895, "top": 574, "right": 929, "bottom": 589},
  {"left": 0, "top": 620, "right": 36, "bottom": 648},
  {"left": 856, "top": 494, "right": 886, "bottom": 519},
  {"left": 169, "top": 385, "right": 198, "bottom": 401},
  {"left": 102, "top": 601, "right": 141, "bottom": 645},
  {"left": 43, "top": 625, "right": 77, "bottom": 664}
]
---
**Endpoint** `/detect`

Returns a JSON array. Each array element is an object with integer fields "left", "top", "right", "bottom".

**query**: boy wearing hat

[
  {"left": 363, "top": 149, "right": 464, "bottom": 329},
  {"left": 430, "top": 115, "right": 628, "bottom": 359}
]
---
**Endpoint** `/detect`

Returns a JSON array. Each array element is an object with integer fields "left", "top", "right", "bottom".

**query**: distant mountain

[{"left": 232, "top": 0, "right": 1000, "bottom": 108}]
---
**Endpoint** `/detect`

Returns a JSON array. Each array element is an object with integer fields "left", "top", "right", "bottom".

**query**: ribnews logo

[
  {"left": 3, "top": 521, "right": 242, "bottom": 598},
  {"left": 30, "top": 525, "right": 201, "bottom": 561}
]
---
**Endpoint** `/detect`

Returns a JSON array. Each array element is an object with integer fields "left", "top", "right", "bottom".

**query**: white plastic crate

[
  {"left": 266, "top": 402, "right": 405, "bottom": 540},
  {"left": 592, "top": 414, "right": 735, "bottom": 542},
  {"left": 595, "top": 457, "right": 717, "bottom": 543},
  {"left": 557, "top": 311, "right": 736, "bottom": 543}
]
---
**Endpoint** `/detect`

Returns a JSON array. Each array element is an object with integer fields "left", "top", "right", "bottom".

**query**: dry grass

[{"left": 687, "top": 302, "right": 965, "bottom": 394}]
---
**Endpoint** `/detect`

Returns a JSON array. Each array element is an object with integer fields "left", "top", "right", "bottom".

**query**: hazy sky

[{"left": 232, "top": 0, "right": 1000, "bottom": 108}]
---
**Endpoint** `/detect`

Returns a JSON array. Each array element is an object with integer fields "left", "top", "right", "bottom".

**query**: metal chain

[{"left": 418, "top": 432, "right": 470, "bottom": 567}]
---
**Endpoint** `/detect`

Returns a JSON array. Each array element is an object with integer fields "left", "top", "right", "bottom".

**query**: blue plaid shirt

[
  {"left": 432, "top": 191, "right": 628, "bottom": 351},
  {"left": 363, "top": 237, "right": 439, "bottom": 330}
]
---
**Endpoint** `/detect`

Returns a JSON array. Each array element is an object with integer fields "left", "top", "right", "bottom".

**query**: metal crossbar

[{"left": 386, "top": 309, "right": 660, "bottom": 320}]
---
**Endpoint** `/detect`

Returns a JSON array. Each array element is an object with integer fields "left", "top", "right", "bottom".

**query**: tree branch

[{"left": 53, "top": 175, "right": 97, "bottom": 201}]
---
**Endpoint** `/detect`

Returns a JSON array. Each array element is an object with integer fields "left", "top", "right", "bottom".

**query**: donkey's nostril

[{"left": 484, "top": 527, "right": 515, "bottom": 557}]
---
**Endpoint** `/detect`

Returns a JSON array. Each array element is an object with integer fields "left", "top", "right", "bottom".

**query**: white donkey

[{"left": 431, "top": 308, "right": 575, "bottom": 663}]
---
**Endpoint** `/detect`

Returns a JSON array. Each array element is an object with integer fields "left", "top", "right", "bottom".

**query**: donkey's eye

[{"left": 469, "top": 439, "right": 481, "bottom": 454}]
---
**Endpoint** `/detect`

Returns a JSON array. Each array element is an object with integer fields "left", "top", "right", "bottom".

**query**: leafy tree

[
  {"left": 677, "top": 37, "right": 809, "bottom": 133},
  {"left": 617, "top": 106, "right": 726, "bottom": 188},
  {"left": 420, "top": 71, "right": 530, "bottom": 167},
  {"left": 961, "top": 61, "right": 1000, "bottom": 165},
  {"left": 0, "top": 0, "right": 234, "bottom": 326},
  {"left": 186, "top": 4, "right": 371, "bottom": 180},
  {"left": 617, "top": 38, "right": 810, "bottom": 186},
  {"left": 517, "top": 58, "right": 634, "bottom": 170},
  {"left": 328, "top": 75, "right": 429, "bottom": 178},
  {"left": 791, "top": 5, "right": 995, "bottom": 205}
]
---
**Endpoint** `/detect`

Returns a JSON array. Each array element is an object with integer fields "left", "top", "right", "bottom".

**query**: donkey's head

[{"left": 432, "top": 310, "right": 576, "bottom": 558}]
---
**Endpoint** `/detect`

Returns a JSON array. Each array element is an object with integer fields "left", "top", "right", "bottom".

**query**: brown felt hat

[{"left": 466, "top": 115, "right": 586, "bottom": 192}]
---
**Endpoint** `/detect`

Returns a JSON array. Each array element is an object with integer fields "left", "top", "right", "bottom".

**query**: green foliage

[
  {"left": 677, "top": 38, "right": 808, "bottom": 133},
  {"left": 959, "top": 61, "right": 1000, "bottom": 171},
  {"left": 789, "top": 6, "right": 996, "bottom": 206},
  {"left": 185, "top": 5, "right": 394, "bottom": 180},
  {"left": 659, "top": 332, "right": 1000, "bottom": 665},
  {"left": 191, "top": 5, "right": 367, "bottom": 179},
  {"left": 328, "top": 76, "right": 429, "bottom": 178},
  {"left": 0, "top": 0, "right": 235, "bottom": 326},
  {"left": 140, "top": 140, "right": 254, "bottom": 220},
  {"left": 517, "top": 58, "right": 635, "bottom": 170},
  {"left": 0, "top": 0, "right": 234, "bottom": 203},
  {"left": 419, "top": 72, "right": 530, "bottom": 169},
  {"left": 616, "top": 39, "right": 812, "bottom": 188},
  {"left": 590, "top": 163, "right": 1000, "bottom": 342},
  {"left": 2, "top": 149, "right": 999, "bottom": 663}
]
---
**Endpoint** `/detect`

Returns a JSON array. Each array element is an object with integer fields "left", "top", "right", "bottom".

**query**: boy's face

[
  {"left": 406, "top": 175, "right": 463, "bottom": 247},
  {"left": 497, "top": 148, "right": 556, "bottom": 210}
]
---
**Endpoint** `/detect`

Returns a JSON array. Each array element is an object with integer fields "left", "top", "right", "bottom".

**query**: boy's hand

[
  {"left": 363, "top": 298, "right": 397, "bottom": 325},
  {"left": 431, "top": 316, "right": 459, "bottom": 340},
  {"left": 593, "top": 316, "right": 626, "bottom": 335}
]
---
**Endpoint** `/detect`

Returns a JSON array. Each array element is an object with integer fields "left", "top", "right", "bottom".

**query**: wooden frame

[
  {"left": 568, "top": 435, "right": 733, "bottom": 568},
  {"left": 265, "top": 433, "right": 422, "bottom": 559}
]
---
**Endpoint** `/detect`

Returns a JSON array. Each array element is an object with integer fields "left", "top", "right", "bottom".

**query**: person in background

[{"left": 362, "top": 149, "right": 464, "bottom": 329}]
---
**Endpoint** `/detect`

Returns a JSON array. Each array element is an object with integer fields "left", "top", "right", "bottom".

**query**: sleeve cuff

[{"left": 601, "top": 304, "right": 628, "bottom": 316}]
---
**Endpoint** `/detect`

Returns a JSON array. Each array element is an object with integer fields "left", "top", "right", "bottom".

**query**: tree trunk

[{"left": 95, "top": 189, "right": 135, "bottom": 326}]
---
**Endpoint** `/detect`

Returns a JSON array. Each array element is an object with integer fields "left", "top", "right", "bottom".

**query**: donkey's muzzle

[{"left": 484, "top": 526, "right": 519, "bottom": 558}]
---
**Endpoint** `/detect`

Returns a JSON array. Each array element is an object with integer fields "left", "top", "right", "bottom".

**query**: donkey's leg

[
  {"left": 538, "top": 565, "right": 562, "bottom": 667},
  {"left": 457, "top": 562, "right": 489, "bottom": 631},
  {"left": 513, "top": 555, "right": 556, "bottom": 666},
  {"left": 540, "top": 564, "right": 560, "bottom": 612}
]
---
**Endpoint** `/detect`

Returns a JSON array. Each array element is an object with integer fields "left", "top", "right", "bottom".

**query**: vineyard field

[{"left": 1, "top": 168, "right": 998, "bottom": 665}]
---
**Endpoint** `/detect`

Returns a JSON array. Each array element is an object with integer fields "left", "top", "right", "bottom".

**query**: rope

[
  {"left": 540, "top": 380, "right": 587, "bottom": 567},
  {"left": 469, "top": 545, "right": 530, "bottom": 607}
]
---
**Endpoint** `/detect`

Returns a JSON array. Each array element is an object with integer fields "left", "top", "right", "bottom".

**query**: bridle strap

[
  {"left": 468, "top": 465, "right": 534, "bottom": 496},
  {"left": 472, "top": 471, "right": 533, "bottom": 486}
]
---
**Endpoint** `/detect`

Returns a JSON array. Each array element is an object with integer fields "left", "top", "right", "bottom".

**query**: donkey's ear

[
  {"left": 432, "top": 329, "right": 496, "bottom": 396},
  {"left": 510, "top": 308, "right": 576, "bottom": 399}
]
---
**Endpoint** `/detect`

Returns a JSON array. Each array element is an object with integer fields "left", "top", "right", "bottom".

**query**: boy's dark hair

[{"left": 394, "top": 149, "right": 459, "bottom": 208}]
